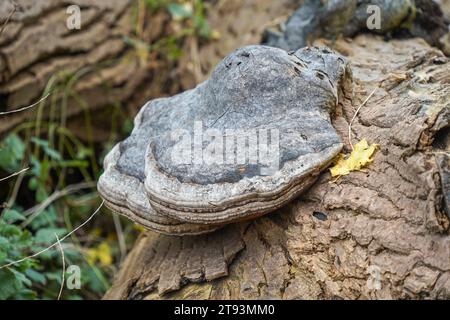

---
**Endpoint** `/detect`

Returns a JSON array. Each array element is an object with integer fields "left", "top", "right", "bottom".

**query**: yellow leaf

[
  {"left": 86, "top": 241, "right": 113, "bottom": 267},
  {"left": 330, "top": 139, "right": 379, "bottom": 179},
  {"left": 133, "top": 224, "right": 145, "bottom": 233}
]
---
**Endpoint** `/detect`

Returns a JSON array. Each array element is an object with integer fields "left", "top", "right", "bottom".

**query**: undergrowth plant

[{"left": 0, "top": 69, "right": 136, "bottom": 300}]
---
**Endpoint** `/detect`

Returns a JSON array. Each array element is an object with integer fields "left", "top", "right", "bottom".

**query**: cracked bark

[
  {"left": 0, "top": 0, "right": 299, "bottom": 138},
  {"left": 0, "top": 0, "right": 178, "bottom": 137},
  {"left": 105, "top": 34, "right": 450, "bottom": 300}
]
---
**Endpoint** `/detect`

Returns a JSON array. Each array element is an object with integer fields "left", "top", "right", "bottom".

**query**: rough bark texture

[
  {"left": 105, "top": 224, "right": 245, "bottom": 299},
  {"left": 105, "top": 34, "right": 450, "bottom": 300},
  {"left": 0, "top": 0, "right": 298, "bottom": 138},
  {"left": 0, "top": 0, "right": 177, "bottom": 136}
]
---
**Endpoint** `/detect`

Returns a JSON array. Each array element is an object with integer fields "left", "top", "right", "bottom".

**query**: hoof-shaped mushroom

[
  {"left": 143, "top": 45, "right": 350, "bottom": 224},
  {"left": 98, "top": 116, "right": 220, "bottom": 236},
  {"left": 99, "top": 45, "right": 352, "bottom": 234}
]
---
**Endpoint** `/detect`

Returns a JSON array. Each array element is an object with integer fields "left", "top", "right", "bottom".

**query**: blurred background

[{"left": 0, "top": 0, "right": 299, "bottom": 299}]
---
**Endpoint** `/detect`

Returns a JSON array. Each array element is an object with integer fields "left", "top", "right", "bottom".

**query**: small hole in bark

[
  {"left": 432, "top": 126, "right": 450, "bottom": 150},
  {"left": 316, "top": 72, "right": 324, "bottom": 80},
  {"left": 312, "top": 211, "right": 328, "bottom": 221},
  {"left": 433, "top": 57, "right": 447, "bottom": 65}
]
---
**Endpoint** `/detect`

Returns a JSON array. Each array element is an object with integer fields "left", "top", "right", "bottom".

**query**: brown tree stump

[{"left": 105, "top": 35, "right": 450, "bottom": 300}]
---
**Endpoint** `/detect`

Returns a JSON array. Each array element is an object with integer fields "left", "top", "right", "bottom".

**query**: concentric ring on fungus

[{"left": 98, "top": 45, "right": 352, "bottom": 234}]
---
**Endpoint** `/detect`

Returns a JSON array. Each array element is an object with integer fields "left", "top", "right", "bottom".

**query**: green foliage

[
  {"left": 0, "top": 220, "right": 37, "bottom": 300},
  {"left": 0, "top": 134, "right": 25, "bottom": 172},
  {"left": 0, "top": 71, "right": 138, "bottom": 300},
  {"left": 129, "top": 0, "right": 214, "bottom": 63},
  {"left": 164, "top": 0, "right": 212, "bottom": 39}
]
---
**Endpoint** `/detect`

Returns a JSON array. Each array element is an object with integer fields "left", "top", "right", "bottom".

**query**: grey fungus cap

[{"left": 98, "top": 45, "right": 352, "bottom": 235}]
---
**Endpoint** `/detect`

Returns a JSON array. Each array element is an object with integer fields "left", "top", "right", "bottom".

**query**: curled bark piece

[{"left": 104, "top": 224, "right": 245, "bottom": 299}]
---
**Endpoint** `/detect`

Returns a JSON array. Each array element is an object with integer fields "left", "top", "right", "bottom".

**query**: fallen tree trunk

[{"left": 105, "top": 34, "right": 450, "bottom": 300}]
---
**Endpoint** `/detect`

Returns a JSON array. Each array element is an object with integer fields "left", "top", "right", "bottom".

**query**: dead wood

[{"left": 105, "top": 35, "right": 450, "bottom": 300}]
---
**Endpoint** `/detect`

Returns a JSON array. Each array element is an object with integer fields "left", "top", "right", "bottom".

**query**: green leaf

[
  {"left": 0, "top": 269, "right": 20, "bottom": 300},
  {"left": 194, "top": 15, "right": 211, "bottom": 38},
  {"left": 28, "top": 177, "right": 38, "bottom": 190},
  {"left": 0, "top": 134, "right": 26, "bottom": 172},
  {"left": 35, "top": 228, "right": 67, "bottom": 245},
  {"left": 25, "top": 269, "right": 47, "bottom": 285},
  {"left": 36, "top": 185, "right": 49, "bottom": 203},
  {"left": 0, "top": 250, "right": 7, "bottom": 264},
  {"left": 76, "top": 147, "right": 92, "bottom": 160},
  {"left": 0, "top": 224, "right": 21, "bottom": 237},
  {"left": 30, "top": 207, "right": 57, "bottom": 230},
  {"left": 30, "top": 155, "right": 41, "bottom": 177},
  {"left": 0, "top": 236, "right": 9, "bottom": 246},
  {"left": 167, "top": 3, "right": 192, "bottom": 19},
  {"left": 31, "top": 138, "right": 62, "bottom": 161},
  {"left": 2, "top": 209, "right": 26, "bottom": 224},
  {"left": 11, "top": 269, "right": 32, "bottom": 287}
]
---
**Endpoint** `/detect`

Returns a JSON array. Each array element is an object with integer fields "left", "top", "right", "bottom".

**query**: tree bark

[
  {"left": 0, "top": 0, "right": 176, "bottom": 137},
  {"left": 105, "top": 34, "right": 450, "bottom": 300}
]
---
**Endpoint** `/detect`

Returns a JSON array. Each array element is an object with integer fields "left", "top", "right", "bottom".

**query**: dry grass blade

[
  {"left": 0, "top": 167, "right": 29, "bottom": 182},
  {"left": 348, "top": 87, "right": 377, "bottom": 150},
  {"left": 0, "top": 93, "right": 51, "bottom": 116},
  {"left": 55, "top": 233, "right": 66, "bottom": 300}
]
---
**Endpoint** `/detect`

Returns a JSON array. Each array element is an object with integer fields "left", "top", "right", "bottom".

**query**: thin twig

[
  {"left": 0, "top": 200, "right": 104, "bottom": 270},
  {"left": 55, "top": 233, "right": 66, "bottom": 301},
  {"left": 0, "top": 92, "right": 51, "bottom": 116},
  {"left": 0, "top": 167, "right": 29, "bottom": 182},
  {"left": 348, "top": 87, "right": 377, "bottom": 150}
]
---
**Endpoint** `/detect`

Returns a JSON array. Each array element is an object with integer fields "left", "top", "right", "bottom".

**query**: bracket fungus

[{"left": 98, "top": 45, "right": 351, "bottom": 235}]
